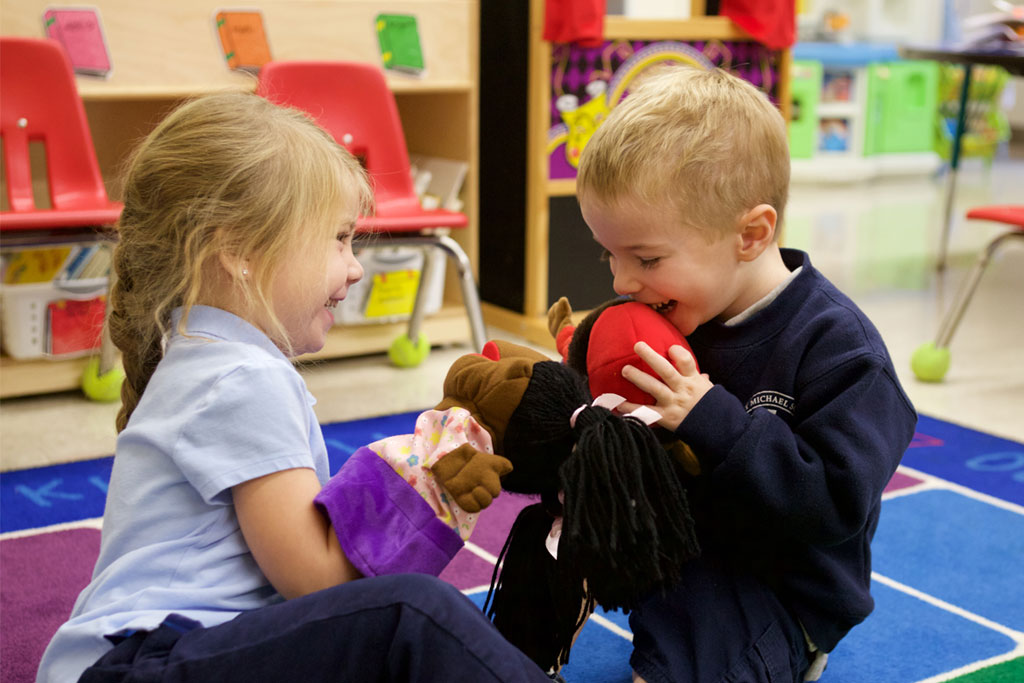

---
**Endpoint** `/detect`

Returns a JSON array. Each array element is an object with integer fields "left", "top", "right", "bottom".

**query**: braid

[{"left": 108, "top": 240, "right": 170, "bottom": 433}]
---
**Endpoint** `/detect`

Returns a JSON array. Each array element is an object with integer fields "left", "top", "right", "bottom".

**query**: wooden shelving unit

[
  {"left": 478, "top": 0, "right": 791, "bottom": 348},
  {"left": 0, "top": 0, "right": 480, "bottom": 399}
]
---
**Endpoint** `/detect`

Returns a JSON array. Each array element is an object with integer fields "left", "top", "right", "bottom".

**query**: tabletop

[{"left": 899, "top": 44, "right": 1024, "bottom": 76}]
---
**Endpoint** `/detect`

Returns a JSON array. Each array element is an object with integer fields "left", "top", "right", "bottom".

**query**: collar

[{"left": 168, "top": 305, "right": 287, "bottom": 361}]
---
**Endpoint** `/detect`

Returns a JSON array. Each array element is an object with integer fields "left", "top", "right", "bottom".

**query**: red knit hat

[{"left": 585, "top": 301, "right": 696, "bottom": 405}]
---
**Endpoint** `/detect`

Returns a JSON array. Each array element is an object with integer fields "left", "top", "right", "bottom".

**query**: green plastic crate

[
  {"left": 864, "top": 61, "right": 939, "bottom": 156},
  {"left": 789, "top": 60, "right": 823, "bottom": 159}
]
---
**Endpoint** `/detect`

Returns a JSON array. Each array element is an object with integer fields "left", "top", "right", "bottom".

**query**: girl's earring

[{"left": 241, "top": 268, "right": 249, "bottom": 277}]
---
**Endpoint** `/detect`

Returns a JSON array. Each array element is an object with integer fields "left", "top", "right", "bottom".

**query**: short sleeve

[{"left": 174, "top": 359, "right": 316, "bottom": 504}]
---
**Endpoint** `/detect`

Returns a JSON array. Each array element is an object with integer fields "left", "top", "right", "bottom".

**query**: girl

[{"left": 37, "top": 92, "right": 550, "bottom": 683}]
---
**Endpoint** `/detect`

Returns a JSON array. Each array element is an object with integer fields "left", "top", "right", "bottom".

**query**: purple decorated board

[{"left": 548, "top": 40, "right": 781, "bottom": 180}]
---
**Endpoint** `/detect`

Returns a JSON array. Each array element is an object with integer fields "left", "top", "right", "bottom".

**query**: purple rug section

[
  {"left": 0, "top": 493, "right": 536, "bottom": 681},
  {"left": 1, "top": 527, "right": 100, "bottom": 683},
  {"left": 440, "top": 491, "right": 534, "bottom": 590},
  {"left": 884, "top": 470, "right": 925, "bottom": 494}
]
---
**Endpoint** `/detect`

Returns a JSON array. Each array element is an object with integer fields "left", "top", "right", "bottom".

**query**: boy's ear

[{"left": 736, "top": 204, "right": 778, "bottom": 261}]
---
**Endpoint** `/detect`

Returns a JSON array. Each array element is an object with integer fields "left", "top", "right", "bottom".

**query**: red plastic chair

[
  {"left": 257, "top": 61, "right": 486, "bottom": 366},
  {"left": 912, "top": 205, "right": 1024, "bottom": 381},
  {"left": 1, "top": 37, "right": 123, "bottom": 400},
  {"left": 0, "top": 37, "right": 122, "bottom": 229}
]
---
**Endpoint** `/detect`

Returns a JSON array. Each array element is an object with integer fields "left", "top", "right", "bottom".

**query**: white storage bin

[
  {"left": 0, "top": 277, "right": 108, "bottom": 359},
  {"left": 334, "top": 246, "right": 445, "bottom": 325}
]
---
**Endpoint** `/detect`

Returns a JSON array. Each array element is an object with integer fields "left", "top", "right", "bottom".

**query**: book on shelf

[
  {"left": 47, "top": 296, "right": 106, "bottom": 355},
  {"left": 215, "top": 9, "right": 272, "bottom": 72},
  {"left": 75, "top": 244, "right": 111, "bottom": 280},
  {"left": 43, "top": 6, "right": 112, "bottom": 77},
  {"left": 409, "top": 155, "right": 469, "bottom": 212},
  {"left": 1, "top": 242, "right": 112, "bottom": 285},
  {"left": 375, "top": 13, "right": 425, "bottom": 75},
  {"left": 2, "top": 246, "right": 74, "bottom": 284},
  {"left": 958, "top": 2, "right": 1024, "bottom": 51}
]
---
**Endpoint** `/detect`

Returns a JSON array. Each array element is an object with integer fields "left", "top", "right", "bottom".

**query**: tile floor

[{"left": 2, "top": 151, "right": 1022, "bottom": 472}]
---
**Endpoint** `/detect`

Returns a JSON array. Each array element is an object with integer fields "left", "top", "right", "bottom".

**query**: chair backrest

[
  {"left": 257, "top": 61, "right": 421, "bottom": 215},
  {"left": 0, "top": 37, "right": 111, "bottom": 215}
]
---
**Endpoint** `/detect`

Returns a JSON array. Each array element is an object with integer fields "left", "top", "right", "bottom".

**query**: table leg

[{"left": 937, "top": 63, "right": 973, "bottom": 271}]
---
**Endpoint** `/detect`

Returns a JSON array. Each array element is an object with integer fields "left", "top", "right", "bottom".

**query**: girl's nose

[{"left": 348, "top": 255, "right": 364, "bottom": 284}]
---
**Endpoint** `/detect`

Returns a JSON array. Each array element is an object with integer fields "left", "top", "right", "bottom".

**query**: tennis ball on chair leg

[
  {"left": 911, "top": 342, "right": 951, "bottom": 382},
  {"left": 389, "top": 333, "right": 430, "bottom": 368},
  {"left": 81, "top": 356, "right": 125, "bottom": 402}
]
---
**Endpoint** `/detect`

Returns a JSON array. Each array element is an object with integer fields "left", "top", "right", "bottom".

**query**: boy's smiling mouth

[
  {"left": 325, "top": 298, "right": 342, "bottom": 310},
  {"left": 650, "top": 300, "right": 676, "bottom": 314}
]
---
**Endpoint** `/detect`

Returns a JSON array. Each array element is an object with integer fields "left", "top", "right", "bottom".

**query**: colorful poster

[{"left": 547, "top": 40, "right": 782, "bottom": 180}]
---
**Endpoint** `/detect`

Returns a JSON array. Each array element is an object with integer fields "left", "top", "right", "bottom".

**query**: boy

[{"left": 576, "top": 66, "right": 916, "bottom": 682}]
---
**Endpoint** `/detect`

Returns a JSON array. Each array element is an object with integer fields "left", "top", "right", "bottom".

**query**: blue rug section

[
  {"left": 904, "top": 414, "right": 1024, "bottom": 505},
  {"left": 0, "top": 457, "right": 113, "bottom": 533},
  {"left": 5, "top": 412, "right": 1013, "bottom": 533},
  {"left": 871, "top": 489, "right": 1024, "bottom": 632},
  {"left": 321, "top": 410, "right": 421, "bottom": 474},
  {"left": 826, "top": 578, "right": 1017, "bottom": 682},
  {"left": 464, "top": 591, "right": 635, "bottom": 682},
  {"left": 0, "top": 410, "right": 424, "bottom": 534}
]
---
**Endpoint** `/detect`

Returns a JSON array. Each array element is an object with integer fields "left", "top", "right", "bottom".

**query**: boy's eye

[{"left": 600, "top": 249, "right": 612, "bottom": 262}]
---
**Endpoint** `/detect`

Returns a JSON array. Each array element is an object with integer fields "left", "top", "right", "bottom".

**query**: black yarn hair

[{"left": 485, "top": 360, "right": 700, "bottom": 671}]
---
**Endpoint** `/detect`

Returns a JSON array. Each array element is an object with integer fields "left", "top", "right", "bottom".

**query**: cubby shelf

[{"left": 0, "top": 0, "right": 480, "bottom": 399}]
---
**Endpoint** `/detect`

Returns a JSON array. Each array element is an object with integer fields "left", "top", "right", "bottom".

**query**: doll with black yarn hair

[
  {"left": 486, "top": 353, "right": 701, "bottom": 671},
  {"left": 315, "top": 339, "right": 700, "bottom": 673}
]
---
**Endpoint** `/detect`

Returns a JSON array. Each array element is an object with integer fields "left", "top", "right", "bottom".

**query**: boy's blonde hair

[
  {"left": 110, "top": 92, "right": 371, "bottom": 432},
  {"left": 577, "top": 66, "right": 789, "bottom": 241}
]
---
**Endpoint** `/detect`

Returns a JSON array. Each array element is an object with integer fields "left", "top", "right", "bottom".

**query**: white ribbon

[
  {"left": 545, "top": 516, "right": 563, "bottom": 560},
  {"left": 568, "top": 392, "right": 661, "bottom": 429}
]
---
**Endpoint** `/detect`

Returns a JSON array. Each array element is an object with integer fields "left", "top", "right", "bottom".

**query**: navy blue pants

[
  {"left": 629, "top": 556, "right": 811, "bottom": 683},
  {"left": 79, "top": 574, "right": 550, "bottom": 683}
]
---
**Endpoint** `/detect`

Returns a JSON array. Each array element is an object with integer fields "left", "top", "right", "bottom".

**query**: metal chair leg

[
  {"left": 933, "top": 231, "right": 1023, "bottom": 349},
  {"left": 363, "top": 233, "right": 487, "bottom": 354},
  {"left": 432, "top": 233, "right": 487, "bottom": 353}
]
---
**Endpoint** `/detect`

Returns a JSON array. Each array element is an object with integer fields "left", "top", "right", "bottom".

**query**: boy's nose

[{"left": 612, "top": 267, "right": 642, "bottom": 297}]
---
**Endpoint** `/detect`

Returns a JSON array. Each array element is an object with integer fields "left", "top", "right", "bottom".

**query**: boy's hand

[{"left": 621, "top": 342, "right": 713, "bottom": 432}]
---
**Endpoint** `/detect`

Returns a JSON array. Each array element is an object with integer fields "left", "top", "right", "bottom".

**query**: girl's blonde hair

[
  {"left": 577, "top": 66, "right": 790, "bottom": 241},
  {"left": 110, "top": 91, "right": 371, "bottom": 432}
]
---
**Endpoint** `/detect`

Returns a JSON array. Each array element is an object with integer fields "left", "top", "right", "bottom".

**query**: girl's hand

[{"left": 620, "top": 342, "right": 713, "bottom": 432}]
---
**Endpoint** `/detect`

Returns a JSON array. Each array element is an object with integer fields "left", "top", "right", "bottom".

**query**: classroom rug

[{"left": 2, "top": 411, "right": 1023, "bottom": 682}]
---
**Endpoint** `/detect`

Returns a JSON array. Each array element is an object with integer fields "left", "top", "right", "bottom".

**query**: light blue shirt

[{"left": 38, "top": 306, "right": 329, "bottom": 683}]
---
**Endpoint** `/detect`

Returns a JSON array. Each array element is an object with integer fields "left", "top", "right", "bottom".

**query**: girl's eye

[
  {"left": 639, "top": 257, "right": 660, "bottom": 270},
  {"left": 336, "top": 231, "right": 353, "bottom": 244},
  {"left": 600, "top": 249, "right": 612, "bottom": 262}
]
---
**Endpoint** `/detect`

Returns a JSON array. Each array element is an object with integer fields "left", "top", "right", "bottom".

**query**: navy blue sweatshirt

[{"left": 675, "top": 248, "right": 917, "bottom": 652}]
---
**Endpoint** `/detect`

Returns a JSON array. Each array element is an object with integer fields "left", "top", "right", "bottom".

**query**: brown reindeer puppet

[{"left": 314, "top": 339, "right": 700, "bottom": 672}]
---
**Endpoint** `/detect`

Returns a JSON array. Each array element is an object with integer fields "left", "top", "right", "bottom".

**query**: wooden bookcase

[
  {"left": 0, "top": 0, "right": 480, "bottom": 398},
  {"left": 477, "top": 0, "right": 791, "bottom": 347}
]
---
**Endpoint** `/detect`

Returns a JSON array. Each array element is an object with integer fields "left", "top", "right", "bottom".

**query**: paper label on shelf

[{"left": 364, "top": 269, "right": 421, "bottom": 318}]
